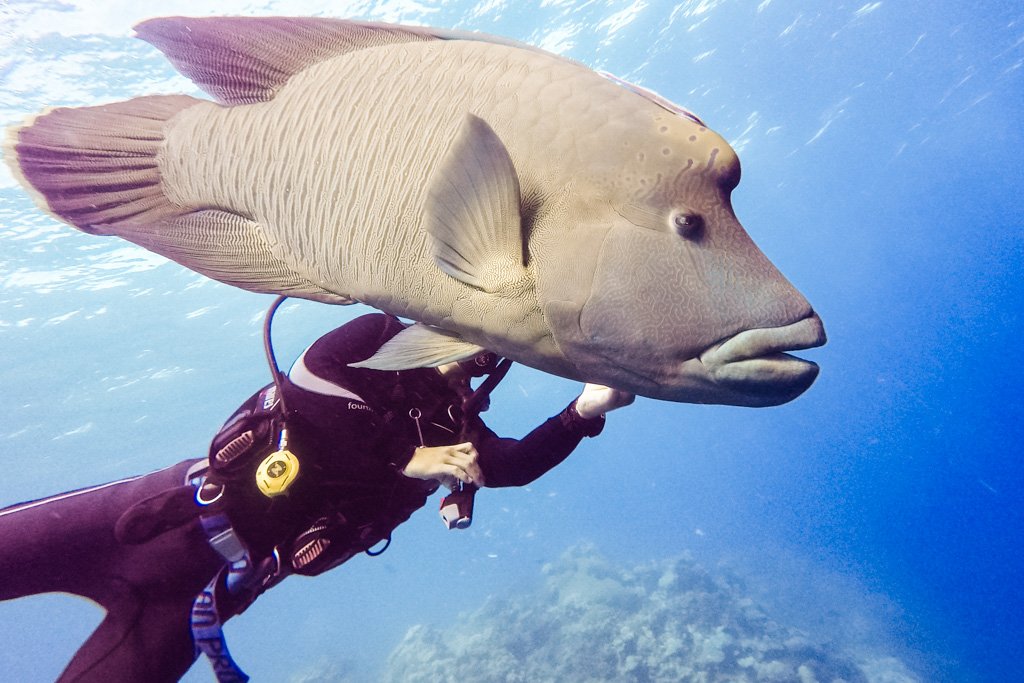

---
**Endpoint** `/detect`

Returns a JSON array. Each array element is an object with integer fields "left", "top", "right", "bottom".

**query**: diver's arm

[
  {"left": 473, "top": 384, "right": 634, "bottom": 488},
  {"left": 293, "top": 313, "right": 406, "bottom": 397}
]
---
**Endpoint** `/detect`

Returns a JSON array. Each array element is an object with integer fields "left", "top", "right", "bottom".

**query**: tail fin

[
  {"left": 3, "top": 94, "right": 200, "bottom": 233},
  {"left": 4, "top": 94, "right": 353, "bottom": 304}
]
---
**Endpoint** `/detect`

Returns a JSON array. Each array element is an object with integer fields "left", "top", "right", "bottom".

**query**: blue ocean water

[{"left": 0, "top": 1, "right": 1020, "bottom": 682}]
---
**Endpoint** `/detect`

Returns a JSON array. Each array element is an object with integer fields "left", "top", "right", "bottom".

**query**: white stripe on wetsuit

[
  {"left": 288, "top": 347, "right": 366, "bottom": 402},
  {"left": 0, "top": 463, "right": 178, "bottom": 518}
]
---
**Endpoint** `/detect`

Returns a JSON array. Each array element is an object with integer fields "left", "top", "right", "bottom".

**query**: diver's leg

[
  {"left": 57, "top": 588, "right": 199, "bottom": 683},
  {"left": 0, "top": 462, "right": 198, "bottom": 602},
  {"left": 0, "top": 477, "right": 142, "bottom": 601},
  {"left": 2, "top": 462, "right": 225, "bottom": 681}
]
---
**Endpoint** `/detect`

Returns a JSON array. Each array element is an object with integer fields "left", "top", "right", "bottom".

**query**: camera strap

[
  {"left": 440, "top": 357, "right": 513, "bottom": 529},
  {"left": 460, "top": 357, "right": 514, "bottom": 433}
]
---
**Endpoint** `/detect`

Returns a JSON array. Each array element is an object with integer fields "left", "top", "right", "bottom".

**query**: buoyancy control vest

[{"left": 201, "top": 300, "right": 513, "bottom": 567}]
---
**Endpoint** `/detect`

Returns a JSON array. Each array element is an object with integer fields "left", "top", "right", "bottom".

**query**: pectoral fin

[
  {"left": 425, "top": 114, "right": 528, "bottom": 293},
  {"left": 349, "top": 323, "right": 485, "bottom": 370}
]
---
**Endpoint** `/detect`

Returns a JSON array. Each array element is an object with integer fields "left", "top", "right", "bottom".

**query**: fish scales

[
  {"left": 162, "top": 40, "right": 624, "bottom": 325},
  {"left": 6, "top": 17, "right": 827, "bottom": 405}
]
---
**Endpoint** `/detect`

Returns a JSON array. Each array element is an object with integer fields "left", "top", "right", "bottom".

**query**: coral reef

[{"left": 384, "top": 545, "right": 919, "bottom": 683}]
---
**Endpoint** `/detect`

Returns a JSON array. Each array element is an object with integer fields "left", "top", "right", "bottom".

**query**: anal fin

[{"left": 114, "top": 209, "right": 352, "bottom": 304}]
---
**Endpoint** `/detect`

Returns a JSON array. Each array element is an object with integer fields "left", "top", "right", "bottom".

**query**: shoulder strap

[{"left": 208, "top": 384, "right": 281, "bottom": 474}]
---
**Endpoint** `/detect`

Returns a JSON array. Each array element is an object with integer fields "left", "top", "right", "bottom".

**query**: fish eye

[{"left": 670, "top": 211, "right": 703, "bottom": 239}]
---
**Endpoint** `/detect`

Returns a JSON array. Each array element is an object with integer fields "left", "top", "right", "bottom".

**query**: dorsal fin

[
  {"left": 134, "top": 17, "right": 435, "bottom": 105},
  {"left": 134, "top": 17, "right": 560, "bottom": 106}
]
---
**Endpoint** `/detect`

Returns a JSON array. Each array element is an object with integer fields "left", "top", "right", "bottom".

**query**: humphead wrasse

[{"left": 4, "top": 17, "right": 826, "bottom": 407}]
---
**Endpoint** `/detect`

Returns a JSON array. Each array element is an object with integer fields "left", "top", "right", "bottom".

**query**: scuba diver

[{"left": 0, "top": 306, "right": 634, "bottom": 682}]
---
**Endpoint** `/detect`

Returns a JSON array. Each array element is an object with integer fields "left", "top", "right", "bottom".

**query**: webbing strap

[
  {"left": 191, "top": 574, "right": 249, "bottom": 682},
  {"left": 192, "top": 512, "right": 255, "bottom": 681}
]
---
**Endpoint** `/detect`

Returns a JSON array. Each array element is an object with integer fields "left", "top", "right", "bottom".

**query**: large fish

[{"left": 4, "top": 16, "right": 825, "bottom": 407}]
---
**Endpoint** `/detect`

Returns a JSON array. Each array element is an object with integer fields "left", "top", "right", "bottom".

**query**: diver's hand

[
  {"left": 574, "top": 383, "right": 635, "bottom": 419},
  {"left": 402, "top": 442, "right": 486, "bottom": 489}
]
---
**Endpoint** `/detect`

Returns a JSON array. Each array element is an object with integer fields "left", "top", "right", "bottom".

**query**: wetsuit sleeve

[
  {"left": 294, "top": 313, "right": 405, "bottom": 396},
  {"left": 276, "top": 313, "right": 419, "bottom": 501},
  {"left": 284, "top": 313, "right": 411, "bottom": 474},
  {"left": 474, "top": 401, "right": 605, "bottom": 488}
]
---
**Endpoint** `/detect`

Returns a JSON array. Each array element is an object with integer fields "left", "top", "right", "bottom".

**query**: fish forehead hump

[{"left": 159, "top": 38, "right": 640, "bottom": 312}]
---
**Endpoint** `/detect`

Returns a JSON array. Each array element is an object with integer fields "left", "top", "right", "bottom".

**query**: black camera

[
  {"left": 439, "top": 484, "right": 476, "bottom": 530},
  {"left": 457, "top": 352, "right": 500, "bottom": 378}
]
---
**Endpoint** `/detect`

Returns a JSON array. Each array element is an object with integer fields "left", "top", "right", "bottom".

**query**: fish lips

[
  {"left": 694, "top": 313, "right": 827, "bottom": 406},
  {"left": 547, "top": 300, "right": 825, "bottom": 405}
]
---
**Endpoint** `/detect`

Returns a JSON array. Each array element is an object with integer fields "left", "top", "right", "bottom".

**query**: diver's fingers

[
  {"left": 605, "top": 388, "right": 635, "bottom": 411},
  {"left": 437, "top": 462, "right": 475, "bottom": 486},
  {"left": 403, "top": 444, "right": 485, "bottom": 486},
  {"left": 405, "top": 446, "right": 463, "bottom": 482},
  {"left": 576, "top": 384, "right": 636, "bottom": 418},
  {"left": 444, "top": 447, "right": 485, "bottom": 486},
  {"left": 448, "top": 456, "right": 485, "bottom": 486},
  {"left": 466, "top": 460, "right": 485, "bottom": 486},
  {"left": 443, "top": 457, "right": 485, "bottom": 486},
  {"left": 444, "top": 447, "right": 479, "bottom": 466}
]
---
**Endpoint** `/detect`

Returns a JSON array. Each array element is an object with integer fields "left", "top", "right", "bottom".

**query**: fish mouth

[{"left": 695, "top": 312, "right": 827, "bottom": 405}]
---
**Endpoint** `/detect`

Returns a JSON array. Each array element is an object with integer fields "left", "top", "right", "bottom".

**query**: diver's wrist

[{"left": 561, "top": 400, "right": 605, "bottom": 437}]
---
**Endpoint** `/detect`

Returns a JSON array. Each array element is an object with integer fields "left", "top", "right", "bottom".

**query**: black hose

[{"left": 263, "top": 295, "right": 290, "bottom": 416}]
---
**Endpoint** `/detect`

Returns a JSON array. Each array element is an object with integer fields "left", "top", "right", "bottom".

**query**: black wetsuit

[{"left": 0, "top": 313, "right": 603, "bottom": 682}]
